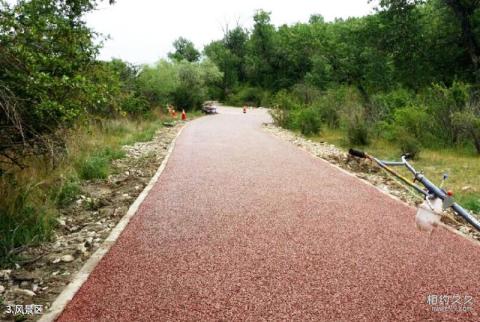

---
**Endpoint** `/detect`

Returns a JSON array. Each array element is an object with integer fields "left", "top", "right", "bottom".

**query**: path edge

[
  {"left": 262, "top": 124, "right": 480, "bottom": 247},
  {"left": 38, "top": 124, "right": 187, "bottom": 322}
]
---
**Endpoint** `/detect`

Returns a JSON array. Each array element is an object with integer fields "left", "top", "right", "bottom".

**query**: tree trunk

[
  {"left": 472, "top": 129, "right": 480, "bottom": 154},
  {"left": 444, "top": 0, "right": 480, "bottom": 82}
]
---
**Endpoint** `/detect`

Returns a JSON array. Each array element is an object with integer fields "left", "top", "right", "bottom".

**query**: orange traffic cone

[
  {"left": 243, "top": 106, "right": 247, "bottom": 114},
  {"left": 181, "top": 110, "right": 186, "bottom": 121}
]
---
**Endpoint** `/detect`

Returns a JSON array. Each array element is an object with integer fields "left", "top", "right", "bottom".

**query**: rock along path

[{"left": 57, "top": 107, "right": 479, "bottom": 321}]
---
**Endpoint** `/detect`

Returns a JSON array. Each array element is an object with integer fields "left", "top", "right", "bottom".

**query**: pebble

[
  {"left": 13, "top": 288, "right": 36, "bottom": 297},
  {"left": 459, "top": 226, "right": 470, "bottom": 234},
  {"left": 76, "top": 244, "right": 88, "bottom": 255},
  {"left": 0, "top": 269, "right": 12, "bottom": 281},
  {"left": 0, "top": 285, "right": 5, "bottom": 294},
  {"left": 61, "top": 255, "right": 75, "bottom": 263},
  {"left": 85, "top": 237, "right": 94, "bottom": 247}
]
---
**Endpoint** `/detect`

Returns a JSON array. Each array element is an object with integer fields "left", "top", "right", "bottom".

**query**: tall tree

[
  {"left": 168, "top": 37, "right": 200, "bottom": 62},
  {"left": 443, "top": 0, "right": 480, "bottom": 81},
  {"left": 245, "top": 10, "right": 278, "bottom": 89}
]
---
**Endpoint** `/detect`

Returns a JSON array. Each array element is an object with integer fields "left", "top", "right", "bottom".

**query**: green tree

[
  {"left": 168, "top": 37, "right": 201, "bottom": 62},
  {"left": 443, "top": 0, "right": 480, "bottom": 81},
  {"left": 0, "top": 0, "right": 110, "bottom": 165},
  {"left": 204, "top": 26, "right": 248, "bottom": 98},
  {"left": 245, "top": 10, "right": 278, "bottom": 89},
  {"left": 138, "top": 59, "right": 222, "bottom": 110}
]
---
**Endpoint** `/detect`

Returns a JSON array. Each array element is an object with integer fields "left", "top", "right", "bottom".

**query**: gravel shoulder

[
  {"left": 0, "top": 122, "right": 184, "bottom": 321},
  {"left": 263, "top": 123, "right": 480, "bottom": 242}
]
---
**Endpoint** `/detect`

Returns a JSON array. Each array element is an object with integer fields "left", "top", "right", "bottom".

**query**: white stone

[
  {"left": 61, "top": 255, "right": 75, "bottom": 263},
  {"left": 13, "top": 288, "right": 36, "bottom": 297},
  {"left": 0, "top": 269, "right": 12, "bottom": 280},
  {"left": 76, "top": 244, "right": 87, "bottom": 255}
]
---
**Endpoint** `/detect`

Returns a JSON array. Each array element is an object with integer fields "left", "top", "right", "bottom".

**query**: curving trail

[{"left": 57, "top": 107, "right": 479, "bottom": 321}]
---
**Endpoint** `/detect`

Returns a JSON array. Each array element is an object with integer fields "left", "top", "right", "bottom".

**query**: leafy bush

[
  {"left": 312, "top": 86, "right": 364, "bottom": 129},
  {"left": 452, "top": 101, "right": 480, "bottom": 154},
  {"left": 295, "top": 108, "right": 322, "bottom": 136},
  {"left": 370, "top": 88, "right": 416, "bottom": 121},
  {"left": 226, "top": 86, "right": 266, "bottom": 106},
  {"left": 291, "top": 83, "right": 322, "bottom": 105},
  {"left": 269, "top": 90, "right": 300, "bottom": 128},
  {"left": 422, "top": 81, "right": 471, "bottom": 145},
  {"left": 392, "top": 106, "right": 430, "bottom": 140},
  {"left": 270, "top": 108, "right": 295, "bottom": 128}
]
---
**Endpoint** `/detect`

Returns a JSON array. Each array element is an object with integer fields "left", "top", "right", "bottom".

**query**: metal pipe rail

[{"left": 349, "top": 149, "right": 480, "bottom": 232}]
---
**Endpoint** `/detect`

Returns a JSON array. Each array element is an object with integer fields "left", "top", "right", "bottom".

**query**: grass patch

[
  {"left": 0, "top": 180, "right": 56, "bottom": 264},
  {"left": 77, "top": 147, "right": 127, "bottom": 180},
  {"left": 53, "top": 177, "right": 81, "bottom": 207},
  {"left": 77, "top": 155, "right": 110, "bottom": 180},
  {"left": 0, "top": 108, "right": 177, "bottom": 267},
  {"left": 315, "top": 128, "right": 480, "bottom": 214}
]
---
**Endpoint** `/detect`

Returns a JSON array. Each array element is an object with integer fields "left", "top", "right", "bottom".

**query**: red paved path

[{"left": 58, "top": 107, "right": 479, "bottom": 321}]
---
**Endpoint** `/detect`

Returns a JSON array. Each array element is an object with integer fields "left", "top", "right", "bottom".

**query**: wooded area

[{"left": 203, "top": 1, "right": 480, "bottom": 156}]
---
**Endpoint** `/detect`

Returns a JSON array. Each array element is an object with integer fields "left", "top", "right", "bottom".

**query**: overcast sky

[{"left": 86, "top": 0, "right": 377, "bottom": 65}]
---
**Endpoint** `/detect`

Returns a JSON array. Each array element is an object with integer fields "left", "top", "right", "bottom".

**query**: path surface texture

[{"left": 58, "top": 107, "right": 479, "bottom": 321}]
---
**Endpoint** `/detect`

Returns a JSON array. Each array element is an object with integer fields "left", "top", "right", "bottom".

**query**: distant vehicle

[{"left": 202, "top": 101, "right": 217, "bottom": 114}]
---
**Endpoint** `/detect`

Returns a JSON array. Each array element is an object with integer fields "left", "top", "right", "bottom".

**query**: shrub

[
  {"left": 370, "top": 88, "right": 416, "bottom": 121},
  {"left": 295, "top": 108, "right": 322, "bottom": 136},
  {"left": 422, "top": 81, "right": 471, "bottom": 145},
  {"left": 270, "top": 108, "right": 295, "bottom": 128},
  {"left": 397, "top": 134, "right": 422, "bottom": 160},
  {"left": 121, "top": 95, "right": 149, "bottom": 115},
  {"left": 452, "top": 101, "right": 480, "bottom": 154},
  {"left": 226, "top": 86, "right": 266, "bottom": 106},
  {"left": 269, "top": 90, "right": 301, "bottom": 129},
  {"left": 347, "top": 115, "right": 370, "bottom": 146},
  {"left": 291, "top": 83, "right": 322, "bottom": 105},
  {"left": 312, "top": 86, "right": 363, "bottom": 129},
  {"left": 392, "top": 106, "right": 430, "bottom": 140},
  {"left": 271, "top": 89, "right": 300, "bottom": 110}
]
